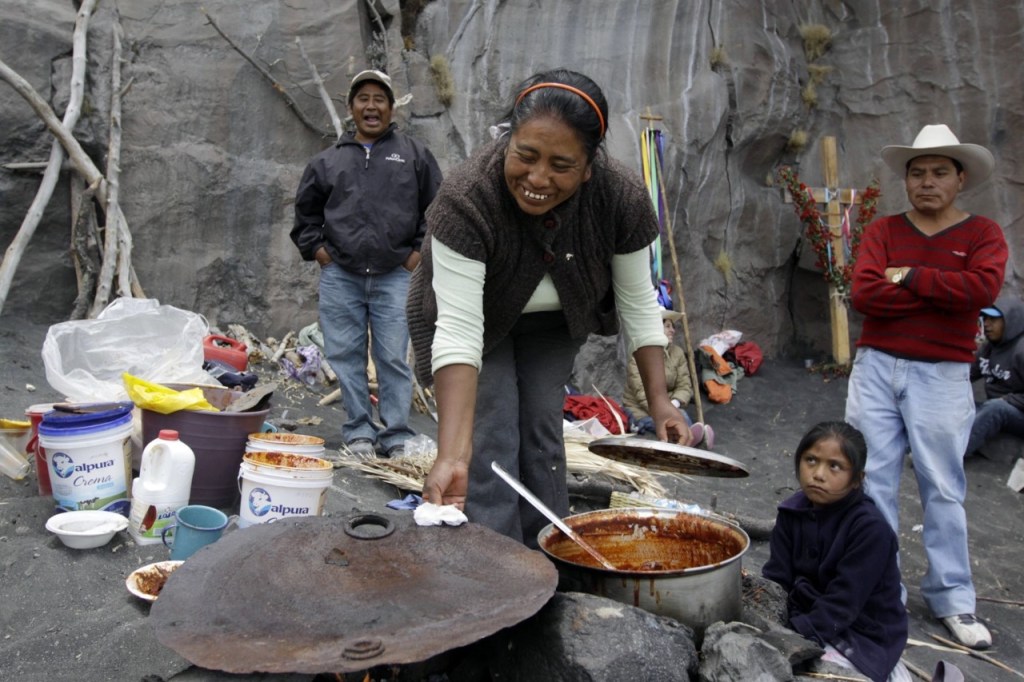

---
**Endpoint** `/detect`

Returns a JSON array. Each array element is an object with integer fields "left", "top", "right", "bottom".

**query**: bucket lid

[
  {"left": 39, "top": 401, "right": 134, "bottom": 436},
  {"left": 247, "top": 432, "right": 325, "bottom": 447},
  {"left": 243, "top": 451, "right": 332, "bottom": 471}
]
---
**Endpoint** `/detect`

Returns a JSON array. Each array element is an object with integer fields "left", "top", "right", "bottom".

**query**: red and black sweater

[{"left": 851, "top": 213, "right": 1008, "bottom": 363}]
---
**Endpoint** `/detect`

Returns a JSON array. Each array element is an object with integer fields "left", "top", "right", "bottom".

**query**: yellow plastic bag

[{"left": 123, "top": 373, "right": 219, "bottom": 414}]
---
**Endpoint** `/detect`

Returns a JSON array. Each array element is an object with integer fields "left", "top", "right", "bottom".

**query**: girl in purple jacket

[{"left": 763, "top": 421, "right": 910, "bottom": 682}]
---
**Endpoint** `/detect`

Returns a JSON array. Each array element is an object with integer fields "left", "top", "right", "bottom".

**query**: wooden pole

[
  {"left": 822, "top": 136, "right": 851, "bottom": 364},
  {"left": 651, "top": 141, "right": 708, "bottom": 421}
]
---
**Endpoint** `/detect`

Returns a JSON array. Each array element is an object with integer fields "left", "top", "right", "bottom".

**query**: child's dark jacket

[
  {"left": 972, "top": 294, "right": 1024, "bottom": 409},
  {"left": 762, "top": 488, "right": 907, "bottom": 682}
]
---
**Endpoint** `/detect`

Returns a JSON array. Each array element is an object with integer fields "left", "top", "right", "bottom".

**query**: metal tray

[
  {"left": 150, "top": 513, "right": 557, "bottom": 674},
  {"left": 587, "top": 436, "right": 749, "bottom": 477}
]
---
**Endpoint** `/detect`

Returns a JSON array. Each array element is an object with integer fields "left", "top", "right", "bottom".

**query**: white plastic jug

[{"left": 128, "top": 429, "right": 195, "bottom": 545}]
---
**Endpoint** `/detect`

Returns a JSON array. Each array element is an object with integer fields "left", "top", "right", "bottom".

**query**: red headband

[{"left": 514, "top": 82, "right": 606, "bottom": 138}]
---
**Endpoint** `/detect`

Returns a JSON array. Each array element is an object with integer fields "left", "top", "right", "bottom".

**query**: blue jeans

[
  {"left": 633, "top": 411, "right": 693, "bottom": 435},
  {"left": 318, "top": 263, "right": 414, "bottom": 451},
  {"left": 845, "top": 347, "right": 976, "bottom": 617},
  {"left": 966, "top": 397, "right": 1024, "bottom": 456}
]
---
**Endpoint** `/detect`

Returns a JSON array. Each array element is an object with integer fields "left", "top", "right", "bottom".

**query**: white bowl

[
  {"left": 126, "top": 560, "right": 183, "bottom": 602},
  {"left": 45, "top": 510, "right": 129, "bottom": 549}
]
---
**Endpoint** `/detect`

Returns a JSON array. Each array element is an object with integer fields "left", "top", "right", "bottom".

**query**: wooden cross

[{"left": 784, "top": 136, "right": 863, "bottom": 364}]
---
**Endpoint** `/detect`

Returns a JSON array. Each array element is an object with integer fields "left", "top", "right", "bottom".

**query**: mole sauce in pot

[{"left": 538, "top": 507, "right": 749, "bottom": 639}]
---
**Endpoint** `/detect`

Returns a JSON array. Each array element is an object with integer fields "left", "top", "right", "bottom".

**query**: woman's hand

[
  {"left": 422, "top": 457, "right": 469, "bottom": 509},
  {"left": 633, "top": 345, "right": 693, "bottom": 445},
  {"left": 650, "top": 398, "right": 693, "bottom": 445}
]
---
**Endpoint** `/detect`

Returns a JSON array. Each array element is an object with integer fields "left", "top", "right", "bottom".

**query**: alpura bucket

[
  {"left": 38, "top": 403, "right": 135, "bottom": 515},
  {"left": 141, "top": 384, "right": 269, "bottom": 509},
  {"left": 237, "top": 451, "right": 333, "bottom": 528},
  {"left": 245, "top": 432, "right": 325, "bottom": 458}
]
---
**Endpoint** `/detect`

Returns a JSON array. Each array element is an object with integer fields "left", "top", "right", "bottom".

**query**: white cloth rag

[{"left": 413, "top": 502, "right": 468, "bottom": 527}]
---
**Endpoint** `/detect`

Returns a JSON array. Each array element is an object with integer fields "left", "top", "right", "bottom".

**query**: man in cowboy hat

[
  {"left": 845, "top": 124, "right": 1008, "bottom": 649},
  {"left": 292, "top": 70, "right": 442, "bottom": 459}
]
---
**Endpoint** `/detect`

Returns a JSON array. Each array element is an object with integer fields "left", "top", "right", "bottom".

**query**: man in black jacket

[{"left": 291, "top": 70, "right": 442, "bottom": 458}]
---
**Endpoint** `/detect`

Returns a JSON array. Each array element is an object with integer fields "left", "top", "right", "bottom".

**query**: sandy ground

[{"left": 0, "top": 315, "right": 1022, "bottom": 681}]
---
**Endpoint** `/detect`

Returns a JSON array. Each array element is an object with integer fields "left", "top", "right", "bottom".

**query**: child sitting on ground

[
  {"left": 622, "top": 307, "right": 714, "bottom": 447},
  {"left": 966, "top": 294, "right": 1024, "bottom": 457},
  {"left": 762, "top": 421, "right": 909, "bottom": 682}
]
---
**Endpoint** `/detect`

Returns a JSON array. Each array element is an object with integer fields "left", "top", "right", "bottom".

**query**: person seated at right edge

[
  {"left": 965, "top": 294, "right": 1024, "bottom": 458},
  {"left": 845, "top": 123, "right": 1007, "bottom": 649}
]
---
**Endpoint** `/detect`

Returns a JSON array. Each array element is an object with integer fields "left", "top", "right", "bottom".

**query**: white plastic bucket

[
  {"left": 39, "top": 407, "right": 134, "bottom": 515},
  {"left": 245, "top": 432, "right": 325, "bottom": 458},
  {"left": 237, "top": 451, "right": 333, "bottom": 528}
]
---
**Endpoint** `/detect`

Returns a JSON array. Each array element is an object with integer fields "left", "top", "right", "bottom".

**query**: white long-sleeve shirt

[{"left": 430, "top": 238, "right": 667, "bottom": 374}]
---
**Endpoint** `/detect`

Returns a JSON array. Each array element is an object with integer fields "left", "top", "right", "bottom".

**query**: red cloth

[
  {"left": 726, "top": 341, "right": 763, "bottom": 376},
  {"left": 563, "top": 395, "right": 629, "bottom": 435}
]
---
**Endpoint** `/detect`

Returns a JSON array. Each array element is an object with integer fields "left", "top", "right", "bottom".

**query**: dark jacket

[
  {"left": 291, "top": 124, "right": 442, "bottom": 275},
  {"left": 407, "top": 138, "right": 659, "bottom": 386},
  {"left": 972, "top": 294, "right": 1024, "bottom": 411},
  {"left": 762, "top": 488, "right": 907, "bottom": 682}
]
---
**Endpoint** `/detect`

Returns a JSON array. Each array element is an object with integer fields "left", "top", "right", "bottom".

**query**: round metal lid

[
  {"left": 587, "top": 436, "right": 749, "bottom": 477},
  {"left": 150, "top": 513, "right": 557, "bottom": 674}
]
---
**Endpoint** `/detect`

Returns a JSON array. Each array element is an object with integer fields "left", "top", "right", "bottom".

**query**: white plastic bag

[
  {"left": 698, "top": 330, "right": 743, "bottom": 356},
  {"left": 42, "top": 297, "right": 215, "bottom": 402}
]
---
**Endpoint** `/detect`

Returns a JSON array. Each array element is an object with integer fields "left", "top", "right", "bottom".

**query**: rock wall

[{"left": 2, "top": 1, "right": 1021, "bottom": 379}]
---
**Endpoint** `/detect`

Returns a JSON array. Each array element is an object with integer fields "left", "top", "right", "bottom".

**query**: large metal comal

[{"left": 150, "top": 513, "right": 557, "bottom": 674}]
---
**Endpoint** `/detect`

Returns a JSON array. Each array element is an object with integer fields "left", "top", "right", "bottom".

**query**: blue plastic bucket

[{"left": 38, "top": 403, "right": 135, "bottom": 515}]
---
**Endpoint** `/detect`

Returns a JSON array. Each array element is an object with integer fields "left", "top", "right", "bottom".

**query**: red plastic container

[
  {"left": 25, "top": 403, "right": 54, "bottom": 496},
  {"left": 203, "top": 335, "right": 248, "bottom": 371}
]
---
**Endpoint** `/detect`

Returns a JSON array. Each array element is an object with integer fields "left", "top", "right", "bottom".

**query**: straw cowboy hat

[
  {"left": 881, "top": 124, "right": 995, "bottom": 191},
  {"left": 661, "top": 308, "right": 684, "bottom": 322}
]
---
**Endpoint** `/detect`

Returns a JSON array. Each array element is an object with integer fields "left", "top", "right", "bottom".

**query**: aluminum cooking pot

[{"left": 538, "top": 507, "right": 749, "bottom": 637}]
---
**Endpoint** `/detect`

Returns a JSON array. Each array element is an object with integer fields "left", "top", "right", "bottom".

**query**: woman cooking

[{"left": 407, "top": 69, "right": 691, "bottom": 547}]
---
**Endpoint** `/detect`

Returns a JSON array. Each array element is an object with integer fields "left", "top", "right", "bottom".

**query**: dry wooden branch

[
  {"left": 802, "top": 672, "right": 869, "bottom": 681},
  {"left": 272, "top": 330, "right": 296, "bottom": 363},
  {"left": 320, "top": 357, "right": 338, "bottom": 383},
  {"left": 295, "top": 37, "right": 342, "bottom": 139},
  {"left": 977, "top": 595, "right": 1024, "bottom": 607},
  {"left": 0, "top": 59, "right": 106, "bottom": 200},
  {"left": 2, "top": 161, "right": 52, "bottom": 171},
  {"left": 92, "top": 18, "right": 130, "bottom": 316},
  {"left": 898, "top": 659, "right": 932, "bottom": 682},
  {"left": 318, "top": 387, "right": 342, "bottom": 406},
  {"left": 70, "top": 178, "right": 102, "bottom": 320},
  {"left": 0, "top": 0, "right": 98, "bottom": 317},
  {"left": 201, "top": 8, "right": 329, "bottom": 137},
  {"left": 928, "top": 632, "right": 1024, "bottom": 678}
]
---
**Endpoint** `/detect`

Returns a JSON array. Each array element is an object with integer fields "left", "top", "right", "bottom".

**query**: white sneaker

[{"left": 941, "top": 614, "right": 992, "bottom": 649}]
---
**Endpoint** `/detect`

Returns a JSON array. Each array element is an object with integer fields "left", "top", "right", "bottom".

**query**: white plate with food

[{"left": 126, "top": 560, "right": 183, "bottom": 602}]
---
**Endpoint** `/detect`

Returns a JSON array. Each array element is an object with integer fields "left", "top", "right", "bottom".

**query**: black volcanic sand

[{"left": 0, "top": 316, "right": 1021, "bottom": 681}]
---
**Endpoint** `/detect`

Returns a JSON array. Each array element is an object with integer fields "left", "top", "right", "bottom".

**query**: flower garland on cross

[{"left": 779, "top": 166, "right": 881, "bottom": 300}]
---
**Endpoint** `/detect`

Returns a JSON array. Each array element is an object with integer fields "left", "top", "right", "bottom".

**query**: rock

[
  {"left": 2, "top": 0, "right": 1023, "bottom": 366},
  {"left": 698, "top": 621, "right": 795, "bottom": 682},
  {"left": 741, "top": 572, "right": 789, "bottom": 632},
  {"left": 504, "top": 591, "right": 698, "bottom": 682}
]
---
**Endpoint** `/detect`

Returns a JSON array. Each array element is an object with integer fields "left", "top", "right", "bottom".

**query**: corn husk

[{"left": 335, "top": 432, "right": 685, "bottom": 498}]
